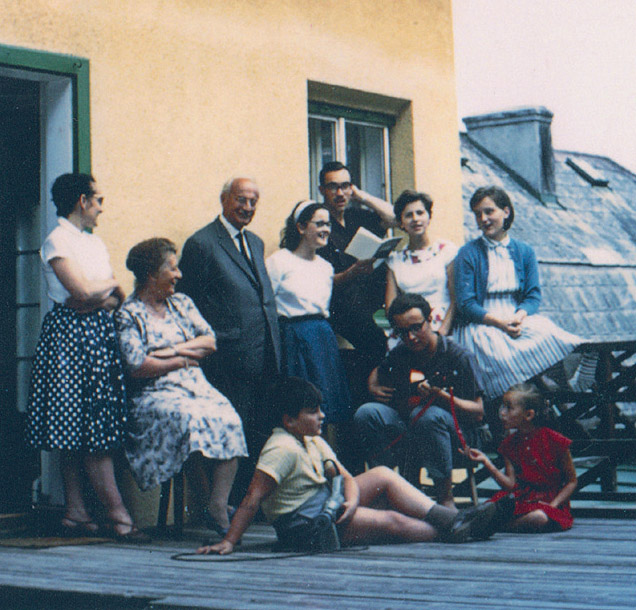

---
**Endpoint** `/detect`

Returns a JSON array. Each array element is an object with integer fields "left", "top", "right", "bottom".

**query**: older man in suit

[{"left": 178, "top": 176, "right": 281, "bottom": 500}]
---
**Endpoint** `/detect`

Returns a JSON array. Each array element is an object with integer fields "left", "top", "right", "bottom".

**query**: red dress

[{"left": 490, "top": 427, "right": 573, "bottom": 530}]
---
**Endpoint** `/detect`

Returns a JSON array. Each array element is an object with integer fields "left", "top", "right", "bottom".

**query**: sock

[{"left": 424, "top": 504, "right": 457, "bottom": 533}]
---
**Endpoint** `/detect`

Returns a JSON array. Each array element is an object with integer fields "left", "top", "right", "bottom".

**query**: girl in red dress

[{"left": 464, "top": 382, "right": 577, "bottom": 531}]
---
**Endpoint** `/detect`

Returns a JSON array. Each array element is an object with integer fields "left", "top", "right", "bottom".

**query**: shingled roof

[{"left": 459, "top": 107, "right": 636, "bottom": 344}]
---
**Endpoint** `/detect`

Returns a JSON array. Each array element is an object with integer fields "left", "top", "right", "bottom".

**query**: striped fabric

[{"left": 454, "top": 237, "right": 581, "bottom": 399}]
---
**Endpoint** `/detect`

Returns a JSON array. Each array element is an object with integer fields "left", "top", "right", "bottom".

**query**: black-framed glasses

[
  {"left": 394, "top": 320, "right": 426, "bottom": 338},
  {"left": 323, "top": 181, "right": 352, "bottom": 193}
]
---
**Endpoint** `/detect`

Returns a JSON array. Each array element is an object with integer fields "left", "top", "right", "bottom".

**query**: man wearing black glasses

[
  {"left": 317, "top": 161, "right": 395, "bottom": 380},
  {"left": 354, "top": 293, "right": 485, "bottom": 509}
]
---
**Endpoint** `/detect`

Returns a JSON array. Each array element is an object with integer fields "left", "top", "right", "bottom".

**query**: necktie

[{"left": 238, "top": 231, "right": 258, "bottom": 278}]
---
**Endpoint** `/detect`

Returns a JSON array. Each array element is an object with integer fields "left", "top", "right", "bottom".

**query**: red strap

[
  {"left": 368, "top": 387, "right": 467, "bottom": 462},
  {"left": 449, "top": 387, "right": 467, "bottom": 452}
]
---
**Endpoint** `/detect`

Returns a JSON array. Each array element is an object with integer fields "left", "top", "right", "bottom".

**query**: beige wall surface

[{"left": 1, "top": 0, "right": 462, "bottom": 291}]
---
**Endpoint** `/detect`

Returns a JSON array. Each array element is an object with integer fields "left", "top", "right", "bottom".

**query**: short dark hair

[
  {"left": 393, "top": 189, "right": 433, "bottom": 223},
  {"left": 126, "top": 237, "right": 177, "bottom": 289},
  {"left": 387, "top": 293, "right": 432, "bottom": 327},
  {"left": 280, "top": 201, "right": 328, "bottom": 250},
  {"left": 270, "top": 376, "right": 323, "bottom": 424},
  {"left": 51, "top": 173, "right": 96, "bottom": 218},
  {"left": 469, "top": 185, "right": 515, "bottom": 231},
  {"left": 319, "top": 161, "right": 350, "bottom": 186}
]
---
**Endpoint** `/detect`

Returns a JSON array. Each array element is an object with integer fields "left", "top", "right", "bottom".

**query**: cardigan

[{"left": 454, "top": 237, "right": 541, "bottom": 327}]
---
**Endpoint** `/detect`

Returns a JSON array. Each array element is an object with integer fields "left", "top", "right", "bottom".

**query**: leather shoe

[{"left": 444, "top": 502, "right": 497, "bottom": 543}]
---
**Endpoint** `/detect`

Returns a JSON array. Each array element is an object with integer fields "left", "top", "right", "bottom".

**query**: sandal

[
  {"left": 105, "top": 520, "right": 152, "bottom": 544},
  {"left": 60, "top": 516, "right": 101, "bottom": 538}
]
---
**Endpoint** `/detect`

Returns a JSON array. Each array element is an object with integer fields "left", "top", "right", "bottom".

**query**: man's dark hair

[
  {"left": 269, "top": 376, "right": 323, "bottom": 424},
  {"left": 319, "top": 161, "right": 350, "bottom": 186},
  {"left": 469, "top": 185, "right": 515, "bottom": 231},
  {"left": 387, "top": 293, "right": 432, "bottom": 327},
  {"left": 393, "top": 189, "right": 434, "bottom": 222},
  {"left": 51, "top": 173, "right": 96, "bottom": 218}
]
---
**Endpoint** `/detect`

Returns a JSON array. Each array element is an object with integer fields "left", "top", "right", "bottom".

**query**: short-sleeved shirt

[
  {"left": 377, "top": 335, "right": 484, "bottom": 419},
  {"left": 266, "top": 249, "right": 334, "bottom": 318},
  {"left": 257, "top": 427, "right": 338, "bottom": 522},
  {"left": 41, "top": 217, "right": 114, "bottom": 303},
  {"left": 317, "top": 206, "right": 386, "bottom": 312}
]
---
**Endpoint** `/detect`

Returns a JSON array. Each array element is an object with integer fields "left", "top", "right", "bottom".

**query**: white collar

[
  {"left": 482, "top": 234, "right": 510, "bottom": 249},
  {"left": 219, "top": 213, "right": 242, "bottom": 240},
  {"left": 58, "top": 216, "right": 88, "bottom": 236}
]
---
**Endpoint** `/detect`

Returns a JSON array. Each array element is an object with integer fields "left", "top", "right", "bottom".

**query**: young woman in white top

[
  {"left": 386, "top": 190, "right": 458, "bottom": 336},
  {"left": 25, "top": 173, "right": 144, "bottom": 541},
  {"left": 266, "top": 201, "right": 351, "bottom": 426}
]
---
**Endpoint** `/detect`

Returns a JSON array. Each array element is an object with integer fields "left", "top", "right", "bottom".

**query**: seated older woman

[{"left": 115, "top": 238, "right": 247, "bottom": 534}]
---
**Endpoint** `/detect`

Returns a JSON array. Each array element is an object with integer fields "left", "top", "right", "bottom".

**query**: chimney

[{"left": 463, "top": 106, "right": 557, "bottom": 205}]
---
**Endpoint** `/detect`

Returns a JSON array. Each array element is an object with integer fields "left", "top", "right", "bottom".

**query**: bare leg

[
  {"left": 207, "top": 458, "right": 239, "bottom": 530},
  {"left": 184, "top": 452, "right": 212, "bottom": 518},
  {"left": 60, "top": 453, "right": 95, "bottom": 526},
  {"left": 506, "top": 509, "right": 551, "bottom": 533},
  {"left": 341, "top": 466, "right": 439, "bottom": 545},
  {"left": 83, "top": 452, "right": 134, "bottom": 534},
  {"left": 357, "top": 466, "right": 436, "bottom": 517}
]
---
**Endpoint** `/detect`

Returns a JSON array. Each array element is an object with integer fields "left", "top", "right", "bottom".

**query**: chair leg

[
  {"left": 468, "top": 465, "right": 479, "bottom": 506},
  {"left": 157, "top": 479, "right": 172, "bottom": 531},
  {"left": 173, "top": 471, "right": 185, "bottom": 537}
]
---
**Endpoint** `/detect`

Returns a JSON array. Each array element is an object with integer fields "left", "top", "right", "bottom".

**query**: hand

[
  {"left": 416, "top": 380, "right": 442, "bottom": 400},
  {"left": 336, "top": 499, "right": 358, "bottom": 525},
  {"left": 495, "top": 317, "right": 523, "bottom": 339},
  {"left": 460, "top": 446, "right": 489, "bottom": 465},
  {"left": 368, "top": 382, "right": 394, "bottom": 405},
  {"left": 350, "top": 184, "right": 363, "bottom": 201},
  {"left": 182, "top": 357, "right": 200, "bottom": 369},
  {"left": 197, "top": 539, "right": 234, "bottom": 555},
  {"left": 349, "top": 258, "right": 375, "bottom": 277}
]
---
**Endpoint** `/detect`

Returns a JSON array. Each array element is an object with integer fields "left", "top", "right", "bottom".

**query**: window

[{"left": 308, "top": 102, "right": 393, "bottom": 202}]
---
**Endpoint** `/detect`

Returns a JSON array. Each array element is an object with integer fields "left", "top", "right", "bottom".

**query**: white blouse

[
  {"left": 266, "top": 248, "right": 334, "bottom": 318},
  {"left": 387, "top": 238, "right": 457, "bottom": 328},
  {"left": 40, "top": 217, "right": 114, "bottom": 303}
]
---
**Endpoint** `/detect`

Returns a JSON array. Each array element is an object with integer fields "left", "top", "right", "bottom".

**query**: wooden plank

[{"left": 1, "top": 520, "right": 636, "bottom": 609}]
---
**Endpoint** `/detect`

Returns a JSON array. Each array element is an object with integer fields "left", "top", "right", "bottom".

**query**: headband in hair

[{"left": 293, "top": 200, "right": 317, "bottom": 222}]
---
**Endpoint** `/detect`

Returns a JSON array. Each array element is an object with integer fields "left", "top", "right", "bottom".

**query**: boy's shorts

[{"left": 272, "top": 485, "right": 337, "bottom": 551}]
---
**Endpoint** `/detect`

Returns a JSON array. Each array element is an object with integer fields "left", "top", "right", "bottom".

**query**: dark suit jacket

[{"left": 178, "top": 217, "right": 281, "bottom": 381}]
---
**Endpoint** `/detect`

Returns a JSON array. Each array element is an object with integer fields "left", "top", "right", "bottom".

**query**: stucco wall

[{"left": 1, "top": 0, "right": 462, "bottom": 291}]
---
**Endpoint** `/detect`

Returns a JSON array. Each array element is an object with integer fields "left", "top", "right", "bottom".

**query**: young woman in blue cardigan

[{"left": 453, "top": 186, "right": 581, "bottom": 401}]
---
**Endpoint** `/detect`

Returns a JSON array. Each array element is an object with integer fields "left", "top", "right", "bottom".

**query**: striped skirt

[
  {"left": 25, "top": 304, "right": 127, "bottom": 453},
  {"left": 454, "top": 295, "right": 581, "bottom": 399}
]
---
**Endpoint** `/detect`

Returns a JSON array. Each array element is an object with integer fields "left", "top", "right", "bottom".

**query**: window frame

[{"left": 308, "top": 101, "right": 394, "bottom": 202}]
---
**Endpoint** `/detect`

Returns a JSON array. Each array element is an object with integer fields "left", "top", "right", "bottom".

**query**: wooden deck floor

[{"left": 0, "top": 518, "right": 635, "bottom": 609}]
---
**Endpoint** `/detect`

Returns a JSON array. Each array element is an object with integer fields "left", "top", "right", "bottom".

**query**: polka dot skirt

[{"left": 25, "top": 304, "right": 127, "bottom": 453}]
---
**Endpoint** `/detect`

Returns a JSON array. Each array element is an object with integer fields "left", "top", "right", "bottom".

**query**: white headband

[{"left": 293, "top": 200, "right": 318, "bottom": 222}]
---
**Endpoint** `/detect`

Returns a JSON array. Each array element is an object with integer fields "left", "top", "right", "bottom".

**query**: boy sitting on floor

[{"left": 198, "top": 377, "right": 496, "bottom": 555}]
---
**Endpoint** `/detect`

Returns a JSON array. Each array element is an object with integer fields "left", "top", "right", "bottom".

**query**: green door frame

[{"left": 0, "top": 43, "right": 91, "bottom": 172}]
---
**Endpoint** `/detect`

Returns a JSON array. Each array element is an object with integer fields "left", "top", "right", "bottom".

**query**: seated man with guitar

[{"left": 354, "top": 293, "right": 485, "bottom": 508}]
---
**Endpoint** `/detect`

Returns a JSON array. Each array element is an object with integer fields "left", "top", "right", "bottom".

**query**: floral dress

[
  {"left": 115, "top": 293, "right": 247, "bottom": 490},
  {"left": 387, "top": 239, "right": 458, "bottom": 331}
]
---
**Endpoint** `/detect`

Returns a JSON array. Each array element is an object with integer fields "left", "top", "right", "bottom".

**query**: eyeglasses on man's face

[
  {"left": 394, "top": 320, "right": 426, "bottom": 339},
  {"left": 323, "top": 181, "right": 352, "bottom": 193}
]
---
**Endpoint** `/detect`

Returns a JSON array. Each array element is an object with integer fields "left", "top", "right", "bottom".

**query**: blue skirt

[
  {"left": 25, "top": 304, "right": 127, "bottom": 453},
  {"left": 280, "top": 317, "right": 351, "bottom": 424}
]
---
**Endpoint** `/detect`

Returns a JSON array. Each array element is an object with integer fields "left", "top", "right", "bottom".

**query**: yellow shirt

[{"left": 258, "top": 427, "right": 338, "bottom": 523}]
